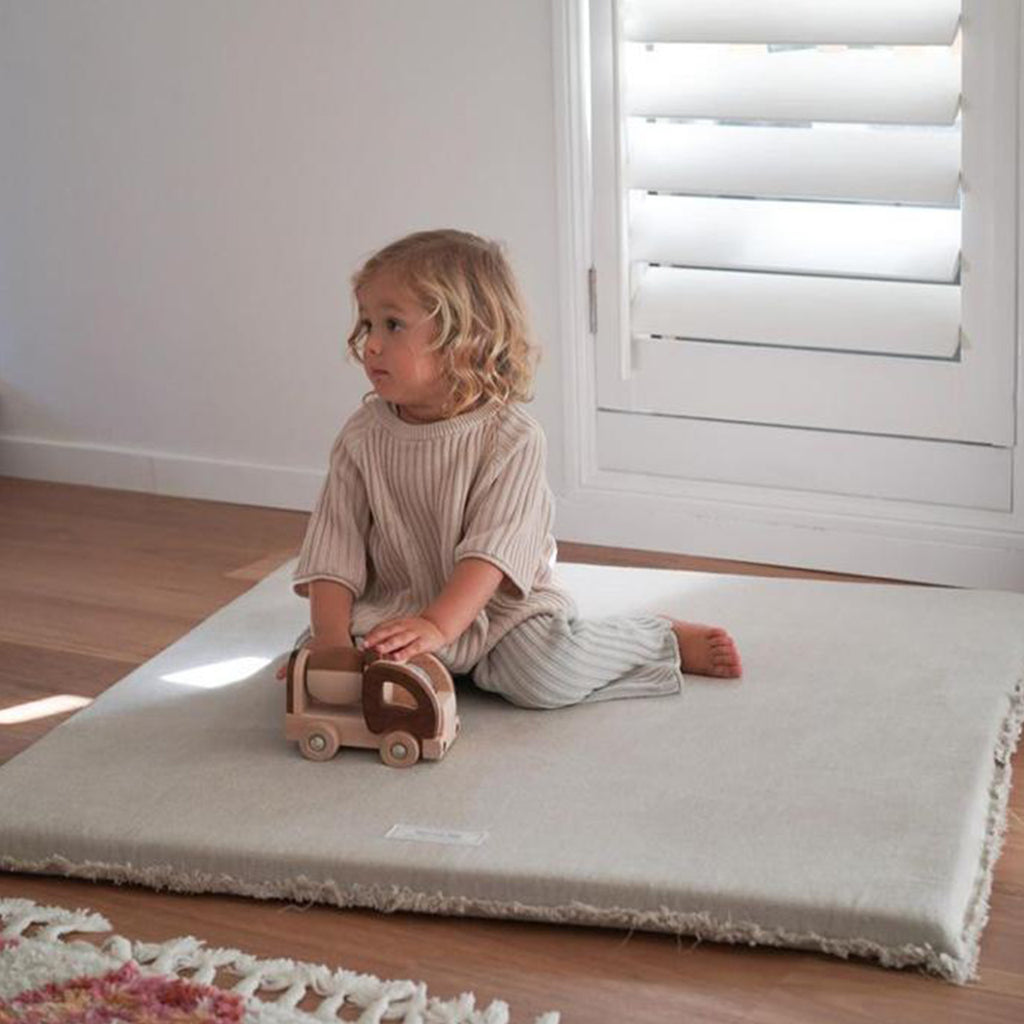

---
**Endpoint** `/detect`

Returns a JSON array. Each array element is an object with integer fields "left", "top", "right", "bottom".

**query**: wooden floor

[{"left": 1, "top": 475, "right": 1021, "bottom": 1023}]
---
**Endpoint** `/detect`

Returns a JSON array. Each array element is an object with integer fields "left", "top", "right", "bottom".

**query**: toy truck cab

[{"left": 284, "top": 644, "right": 460, "bottom": 767}]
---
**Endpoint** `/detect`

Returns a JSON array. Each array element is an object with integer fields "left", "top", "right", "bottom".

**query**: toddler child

[{"left": 281, "top": 228, "right": 741, "bottom": 708}]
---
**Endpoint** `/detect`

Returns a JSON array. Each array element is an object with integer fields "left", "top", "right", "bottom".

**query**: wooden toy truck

[{"left": 284, "top": 643, "right": 460, "bottom": 767}]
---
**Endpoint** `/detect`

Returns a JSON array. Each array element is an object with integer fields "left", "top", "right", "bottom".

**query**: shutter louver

[
  {"left": 622, "top": 0, "right": 962, "bottom": 46},
  {"left": 622, "top": 0, "right": 962, "bottom": 364}
]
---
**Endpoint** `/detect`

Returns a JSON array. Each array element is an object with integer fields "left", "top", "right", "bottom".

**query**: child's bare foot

[{"left": 657, "top": 615, "right": 742, "bottom": 678}]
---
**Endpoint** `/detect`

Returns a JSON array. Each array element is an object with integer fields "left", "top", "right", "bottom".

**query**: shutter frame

[{"left": 591, "top": 0, "right": 1016, "bottom": 447}]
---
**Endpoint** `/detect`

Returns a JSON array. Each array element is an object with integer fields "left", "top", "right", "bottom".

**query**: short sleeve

[
  {"left": 454, "top": 427, "right": 553, "bottom": 601},
  {"left": 292, "top": 434, "right": 370, "bottom": 599}
]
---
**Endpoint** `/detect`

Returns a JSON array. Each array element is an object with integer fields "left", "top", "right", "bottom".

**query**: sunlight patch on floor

[{"left": 0, "top": 695, "right": 93, "bottom": 725}]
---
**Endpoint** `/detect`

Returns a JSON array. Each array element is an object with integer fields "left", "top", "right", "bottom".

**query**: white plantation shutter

[{"left": 591, "top": 0, "right": 1017, "bottom": 461}]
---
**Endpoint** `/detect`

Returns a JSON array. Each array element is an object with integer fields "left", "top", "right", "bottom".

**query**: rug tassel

[
  {"left": 0, "top": 898, "right": 110, "bottom": 942},
  {"left": 103, "top": 912, "right": 552, "bottom": 1023}
]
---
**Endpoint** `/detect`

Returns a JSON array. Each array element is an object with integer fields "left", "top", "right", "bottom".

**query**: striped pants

[
  {"left": 293, "top": 614, "right": 684, "bottom": 710},
  {"left": 468, "top": 612, "right": 684, "bottom": 709}
]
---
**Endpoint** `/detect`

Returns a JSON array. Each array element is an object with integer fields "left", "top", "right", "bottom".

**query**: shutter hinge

[{"left": 587, "top": 266, "right": 597, "bottom": 334}]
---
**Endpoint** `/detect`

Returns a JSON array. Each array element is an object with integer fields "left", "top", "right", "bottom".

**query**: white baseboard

[
  {"left": 556, "top": 488, "right": 1024, "bottom": 592},
  {"left": 0, "top": 435, "right": 322, "bottom": 512},
  {"left": 6, "top": 433, "right": 1024, "bottom": 590}
]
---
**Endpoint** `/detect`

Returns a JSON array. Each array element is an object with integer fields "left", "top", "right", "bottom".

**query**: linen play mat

[{"left": 0, "top": 560, "right": 1022, "bottom": 986}]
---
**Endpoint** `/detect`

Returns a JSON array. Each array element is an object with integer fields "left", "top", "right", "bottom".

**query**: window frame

[{"left": 549, "top": 0, "right": 1024, "bottom": 586}]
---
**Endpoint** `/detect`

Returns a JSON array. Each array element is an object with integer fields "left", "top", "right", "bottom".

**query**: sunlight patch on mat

[{"left": 162, "top": 656, "right": 270, "bottom": 689}]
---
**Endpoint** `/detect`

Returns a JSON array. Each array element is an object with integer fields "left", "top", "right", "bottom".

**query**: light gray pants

[{"left": 469, "top": 612, "right": 684, "bottom": 710}]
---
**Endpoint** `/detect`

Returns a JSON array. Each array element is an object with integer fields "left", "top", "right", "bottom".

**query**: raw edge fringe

[
  {"left": 954, "top": 664, "right": 1024, "bottom": 984},
  {"left": 0, "top": 851, "right": 974, "bottom": 986},
  {"left": 3, "top": 665, "right": 1021, "bottom": 993},
  {"left": 0, "top": 897, "right": 560, "bottom": 1024}
]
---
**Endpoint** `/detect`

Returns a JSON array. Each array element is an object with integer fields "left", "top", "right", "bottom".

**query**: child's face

[{"left": 356, "top": 271, "right": 450, "bottom": 423}]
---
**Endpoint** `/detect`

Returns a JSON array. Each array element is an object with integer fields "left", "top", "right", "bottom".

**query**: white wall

[
  {"left": 6, "top": 1, "right": 1020, "bottom": 588},
  {"left": 0, "top": 0, "right": 567, "bottom": 508}
]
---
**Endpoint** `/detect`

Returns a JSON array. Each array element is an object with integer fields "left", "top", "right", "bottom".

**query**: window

[{"left": 587, "top": 0, "right": 1017, "bottom": 510}]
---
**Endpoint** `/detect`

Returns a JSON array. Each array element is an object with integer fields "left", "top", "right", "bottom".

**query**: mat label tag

[{"left": 385, "top": 824, "right": 488, "bottom": 846}]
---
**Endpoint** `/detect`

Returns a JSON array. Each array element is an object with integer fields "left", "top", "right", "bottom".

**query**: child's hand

[
  {"left": 275, "top": 635, "right": 354, "bottom": 680},
  {"left": 364, "top": 616, "right": 446, "bottom": 663}
]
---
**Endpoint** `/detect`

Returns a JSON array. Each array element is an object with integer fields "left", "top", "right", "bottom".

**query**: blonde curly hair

[{"left": 345, "top": 228, "right": 542, "bottom": 419}]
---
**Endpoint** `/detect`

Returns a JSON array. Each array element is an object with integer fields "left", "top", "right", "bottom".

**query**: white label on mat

[{"left": 385, "top": 824, "right": 489, "bottom": 846}]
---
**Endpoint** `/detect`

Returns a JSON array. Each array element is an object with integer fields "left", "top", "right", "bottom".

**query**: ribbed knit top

[{"left": 292, "top": 395, "right": 576, "bottom": 673}]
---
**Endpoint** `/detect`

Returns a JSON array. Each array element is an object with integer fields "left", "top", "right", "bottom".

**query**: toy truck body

[{"left": 284, "top": 645, "right": 460, "bottom": 767}]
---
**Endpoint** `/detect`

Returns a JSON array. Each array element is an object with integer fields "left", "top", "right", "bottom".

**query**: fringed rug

[{"left": 0, "top": 898, "right": 558, "bottom": 1024}]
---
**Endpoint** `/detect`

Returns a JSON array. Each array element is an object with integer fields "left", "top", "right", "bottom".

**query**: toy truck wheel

[
  {"left": 299, "top": 723, "right": 339, "bottom": 761},
  {"left": 381, "top": 730, "right": 420, "bottom": 768}
]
